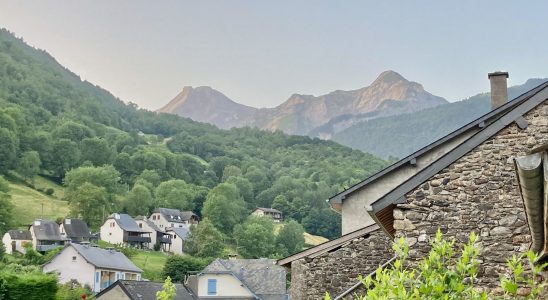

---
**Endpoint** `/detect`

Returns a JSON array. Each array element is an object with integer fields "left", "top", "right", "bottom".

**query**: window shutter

[
  {"left": 96, "top": 272, "right": 99, "bottom": 282},
  {"left": 207, "top": 279, "right": 217, "bottom": 295}
]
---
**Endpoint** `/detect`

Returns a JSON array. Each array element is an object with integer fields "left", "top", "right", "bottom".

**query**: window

[
  {"left": 138, "top": 223, "right": 142, "bottom": 228},
  {"left": 207, "top": 279, "right": 217, "bottom": 295},
  {"left": 72, "top": 256, "right": 77, "bottom": 262},
  {"left": 95, "top": 272, "right": 99, "bottom": 282}
]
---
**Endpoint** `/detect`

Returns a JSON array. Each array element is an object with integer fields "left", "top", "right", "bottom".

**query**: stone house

[
  {"left": 279, "top": 73, "right": 548, "bottom": 299},
  {"left": 2, "top": 230, "right": 32, "bottom": 254},
  {"left": 166, "top": 226, "right": 190, "bottom": 255},
  {"left": 252, "top": 207, "right": 283, "bottom": 222},
  {"left": 100, "top": 213, "right": 152, "bottom": 248},
  {"left": 187, "top": 258, "right": 287, "bottom": 300},
  {"left": 95, "top": 280, "right": 195, "bottom": 300},
  {"left": 29, "top": 219, "right": 69, "bottom": 252},
  {"left": 149, "top": 208, "right": 199, "bottom": 230},
  {"left": 59, "top": 218, "right": 95, "bottom": 243},
  {"left": 43, "top": 243, "right": 142, "bottom": 294}
]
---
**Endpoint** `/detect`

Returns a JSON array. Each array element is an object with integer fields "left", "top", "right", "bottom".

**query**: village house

[
  {"left": 149, "top": 208, "right": 199, "bottom": 229},
  {"left": 43, "top": 243, "right": 142, "bottom": 294},
  {"left": 134, "top": 216, "right": 172, "bottom": 252},
  {"left": 252, "top": 208, "right": 283, "bottom": 222},
  {"left": 100, "top": 213, "right": 151, "bottom": 248},
  {"left": 279, "top": 73, "right": 548, "bottom": 299},
  {"left": 59, "top": 218, "right": 95, "bottom": 243},
  {"left": 186, "top": 258, "right": 287, "bottom": 300},
  {"left": 95, "top": 280, "right": 195, "bottom": 300},
  {"left": 29, "top": 219, "right": 68, "bottom": 252},
  {"left": 166, "top": 226, "right": 190, "bottom": 255},
  {"left": 2, "top": 230, "right": 32, "bottom": 254}
]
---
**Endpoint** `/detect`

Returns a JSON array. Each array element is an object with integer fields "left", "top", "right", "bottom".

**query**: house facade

[
  {"left": 135, "top": 216, "right": 172, "bottom": 252},
  {"left": 2, "top": 230, "right": 32, "bottom": 254},
  {"left": 166, "top": 227, "right": 190, "bottom": 255},
  {"left": 280, "top": 74, "right": 548, "bottom": 299},
  {"left": 29, "top": 219, "right": 68, "bottom": 252},
  {"left": 187, "top": 259, "right": 287, "bottom": 300},
  {"left": 43, "top": 243, "right": 142, "bottom": 294},
  {"left": 149, "top": 208, "right": 199, "bottom": 230},
  {"left": 252, "top": 208, "right": 283, "bottom": 222},
  {"left": 100, "top": 213, "right": 151, "bottom": 248}
]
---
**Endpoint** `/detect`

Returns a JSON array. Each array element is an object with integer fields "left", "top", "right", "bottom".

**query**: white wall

[
  {"left": 197, "top": 274, "right": 254, "bottom": 298},
  {"left": 1, "top": 233, "right": 30, "bottom": 254},
  {"left": 43, "top": 246, "right": 95, "bottom": 289},
  {"left": 100, "top": 220, "right": 125, "bottom": 245},
  {"left": 168, "top": 231, "right": 184, "bottom": 255}
]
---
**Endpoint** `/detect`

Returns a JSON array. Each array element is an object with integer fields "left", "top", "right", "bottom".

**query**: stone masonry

[
  {"left": 289, "top": 228, "right": 393, "bottom": 300},
  {"left": 393, "top": 100, "right": 548, "bottom": 290}
]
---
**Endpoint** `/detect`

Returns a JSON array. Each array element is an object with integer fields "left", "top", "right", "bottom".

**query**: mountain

[
  {"left": 157, "top": 86, "right": 257, "bottom": 129},
  {"left": 330, "top": 78, "right": 547, "bottom": 159},
  {"left": 158, "top": 71, "right": 448, "bottom": 135}
]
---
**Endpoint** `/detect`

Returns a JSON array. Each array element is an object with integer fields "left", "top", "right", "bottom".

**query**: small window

[
  {"left": 207, "top": 279, "right": 217, "bottom": 295},
  {"left": 138, "top": 223, "right": 142, "bottom": 228},
  {"left": 72, "top": 256, "right": 77, "bottom": 261}
]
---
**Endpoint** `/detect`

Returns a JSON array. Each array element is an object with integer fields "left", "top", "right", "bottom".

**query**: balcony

[
  {"left": 126, "top": 236, "right": 151, "bottom": 243},
  {"left": 37, "top": 244, "right": 62, "bottom": 252},
  {"left": 158, "top": 237, "right": 172, "bottom": 244}
]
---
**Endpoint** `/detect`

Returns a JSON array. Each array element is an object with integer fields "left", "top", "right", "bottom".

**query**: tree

[
  {"left": 136, "top": 169, "right": 162, "bottom": 188},
  {"left": 234, "top": 216, "right": 276, "bottom": 258},
  {"left": 17, "top": 151, "right": 41, "bottom": 182},
  {"left": 276, "top": 220, "right": 305, "bottom": 256},
  {"left": 64, "top": 165, "right": 122, "bottom": 202},
  {"left": 124, "top": 184, "right": 154, "bottom": 216},
  {"left": 155, "top": 180, "right": 195, "bottom": 211},
  {"left": 156, "top": 276, "right": 176, "bottom": 300},
  {"left": 0, "top": 238, "right": 5, "bottom": 261},
  {"left": 221, "top": 165, "right": 242, "bottom": 182},
  {"left": 162, "top": 256, "right": 210, "bottom": 283},
  {"left": 80, "top": 137, "right": 113, "bottom": 166},
  {"left": 226, "top": 176, "right": 254, "bottom": 204},
  {"left": 65, "top": 182, "right": 108, "bottom": 228},
  {"left": 50, "top": 139, "right": 80, "bottom": 177},
  {"left": 0, "top": 128, "right": 18, "bottom": 173},
  {"left": 0, "top": 177, "right": 15, "bottom": 234},
  {"left": 202, "top": 183, "right": 247, "bottom": 233},
  {"left": 52, "top": 120, "right": 94, "bottom": 142},
  {"left": 185, "top": 218, "right": 225, "bottom": 258}
]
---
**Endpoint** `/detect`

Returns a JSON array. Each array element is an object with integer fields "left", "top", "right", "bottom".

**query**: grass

[
  {"left": 131, "top": 251, "right": 169, "bottom": 281},
  {"left": 304, "top": 232, "right": 329, "bottom": 245},
  {"left": 8, "top": 179, "right": 69, "bottom": 227}
]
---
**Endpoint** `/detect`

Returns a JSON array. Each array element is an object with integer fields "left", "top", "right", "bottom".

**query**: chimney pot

[{"left": 488, "top": 71, "right": 509, "bottom": 110}]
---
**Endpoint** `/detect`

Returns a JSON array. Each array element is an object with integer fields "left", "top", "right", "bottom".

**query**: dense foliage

[
  {"left": 326, "top": 231, "right": 547, "bottom": 300},
  {"left": 162, "top": 255, "right": 211, "bottom": 283},
  {"left": 333, "top": 78, "right": 547, "bottom": 159},
  {"left": 0, "top": 28, "right": 389, "bottom": 240}
]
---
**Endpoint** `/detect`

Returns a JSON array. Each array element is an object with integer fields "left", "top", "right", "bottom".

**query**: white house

[
  {"left": 2, "top": 230, "right": 32, "bottom": 254},
  {"left": 166, "top": 227, "right": 190, "bottom": 255},
  {"left": 186, "top": 259, "right": 287, "bottom": 300},
  {"left": 134, "top": 216, "right": 172, "bottom": 252},
  {"left": 149, "top": 208, "right": 199, "bottom": 230},
  {"left": 43, "top": 243, "right": 142, "bottom": 293},
  {"left": 29, "top": 219, "right": 68, "bottom": 252},
  {"left": 252, "top": 208, "right": 283, "bottom": 222},
  {"left": 100, "top": 213, "right": 151, "bottom": 248}
]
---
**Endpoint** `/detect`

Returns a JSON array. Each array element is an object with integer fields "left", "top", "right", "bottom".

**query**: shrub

[
  {"left": 45, "top": 188, "right": 54, "bottom": 196},
  {"left": 0, "top": 271, "right": 58, "bottom": 300},
  {"left": 153, "top": 242, "right": 161, "bottom": 252},
  {"left": 162, "top": 255, "right": 210, "bottom": 282}
]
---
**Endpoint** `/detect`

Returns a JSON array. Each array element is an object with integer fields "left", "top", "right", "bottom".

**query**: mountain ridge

[{"left": 158, "top": 70, "right": 448, "bottom": 135}]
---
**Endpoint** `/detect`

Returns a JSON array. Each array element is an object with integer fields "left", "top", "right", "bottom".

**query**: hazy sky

[{"left": 1, "top": 1, "right": 547, "bottom": 110}]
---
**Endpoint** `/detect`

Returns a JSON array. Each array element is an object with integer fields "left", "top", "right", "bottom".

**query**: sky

[{"left": 1, "top": 1, "right": 547, "bottom": 110}]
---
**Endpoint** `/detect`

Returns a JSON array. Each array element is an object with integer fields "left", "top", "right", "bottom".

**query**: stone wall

[
  {"left": 289, "top": 229, "right": 393, "bottom": 300},
  {"left": 393, "top": 101, "right": 548, "bottom": 289}
]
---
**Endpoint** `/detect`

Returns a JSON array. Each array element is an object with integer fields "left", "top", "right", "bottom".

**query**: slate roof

[
  {"left": 95, "top": 280, "right": 195, "bottom": 300},
  {"left": 30, "top": 219, "right": 66, "bottom": 241},
  {"left": 515, "top": 147, "right": 548, "bottom": 260},
  {"left": 202, "top": 259, "right": 286, "bottom": 299},
  {"left": 108, "top": 214, "right": 149, "bottom": 233},
  {"left": 62, "top": 219, "right": 93, "bottom": 238},
  {"left": 155, "top": 208, "right": 198, "bottom": 223},
  {"left": 135, "top": 216, "right": 165, "bottom": 234},
  {"left": 255, "top": 207, "right": 282, "bottom": 214},
  {"left": 6, "top": 230, "right": 32, "bottom": 240},
  {"left": 329, "top": 80, "right": 548, "bottom": 207},
  {"left": 70, "top": 243, "right": 142, "bottom": 272},
  {"left": 169, "top": 227, "right": 190, "bottom": 240}
]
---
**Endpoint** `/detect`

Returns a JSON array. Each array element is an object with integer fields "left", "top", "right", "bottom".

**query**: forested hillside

[
  {"left": 0, "top": 28, "right": 390, "bottom": 251},
  {"left": 332, "top": 78, "right": 547, "bottom": 159}
]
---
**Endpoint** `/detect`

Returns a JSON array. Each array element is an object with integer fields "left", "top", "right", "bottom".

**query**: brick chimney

[{"left": 488, "top": 71, "right": 509, "bottom": 110}]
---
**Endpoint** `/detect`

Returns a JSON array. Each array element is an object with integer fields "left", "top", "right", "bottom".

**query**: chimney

[{"left": 488, "top": 71, "right": 509, "bottom": 110}]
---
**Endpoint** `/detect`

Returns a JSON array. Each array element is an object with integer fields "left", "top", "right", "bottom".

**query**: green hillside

[
  {"left": 332, "top": 78, "right": 547, "bottom": 159},
  {"left": 0, "top": 27, "right": 389, "bottom": 253}
]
